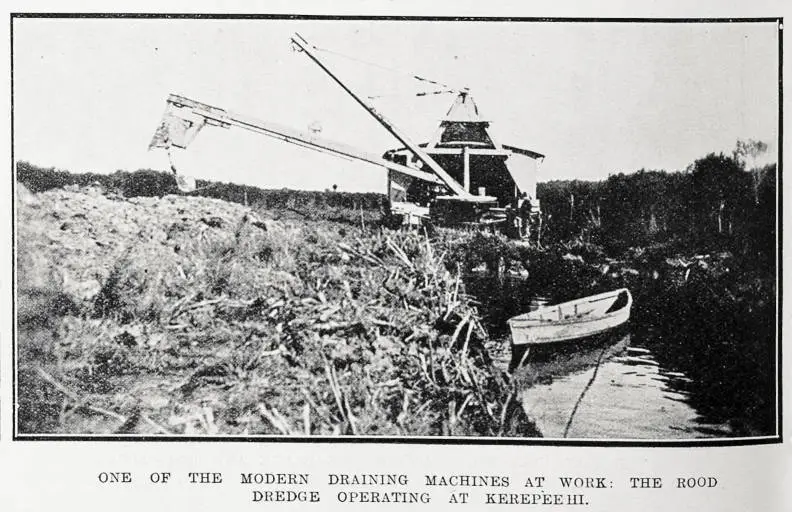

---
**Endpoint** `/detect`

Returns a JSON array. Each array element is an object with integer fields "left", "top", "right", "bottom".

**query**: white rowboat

[{"left": 508, "top": 288, "right": 632, "bottom": 346}]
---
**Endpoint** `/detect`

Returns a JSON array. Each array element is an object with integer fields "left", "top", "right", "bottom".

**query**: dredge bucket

[{"left": 148, "top": 94, "right": 230, "bottom": 193}]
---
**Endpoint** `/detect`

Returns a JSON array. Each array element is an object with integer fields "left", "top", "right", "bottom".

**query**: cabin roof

[
  {"left": 385, "top": 143, "right": 544, "bottom": 159},
  {"left": 503, "top": 144, "right": 545, "bottom": 160},
  {"left": 383, "top": 92, "right": 544, "bottom": 160},
  {"left": 443, "top": 92, "right": 487, "bottom": 123}
]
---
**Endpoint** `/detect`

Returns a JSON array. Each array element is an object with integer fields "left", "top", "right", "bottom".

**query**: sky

[{"left": 13, "top": 18, "right": 780, "bottom": 193}]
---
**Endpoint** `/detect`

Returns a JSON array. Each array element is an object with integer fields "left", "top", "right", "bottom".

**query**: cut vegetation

[{"left": 16, "top": 184, "right": 533, "bottom": 436}]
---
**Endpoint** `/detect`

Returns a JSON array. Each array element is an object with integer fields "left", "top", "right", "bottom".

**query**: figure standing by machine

[{"left": 518, "top": 193, "right": 533, "bottom": 238}]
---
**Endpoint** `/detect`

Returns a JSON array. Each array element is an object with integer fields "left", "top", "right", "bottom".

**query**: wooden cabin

[{"left": 383, "top": 92, "right": 544, "bottom": 212}]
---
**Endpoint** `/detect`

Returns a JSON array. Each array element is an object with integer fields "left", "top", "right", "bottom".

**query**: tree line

[
  {"left": 536, "top": 140, "right": 776, "bottom": 263},
  {"left": 16, "top": 162, "right": 388, "bottom": 213},
  {"left": 16, "top": 137, "right": 777, "bottom": 262}
]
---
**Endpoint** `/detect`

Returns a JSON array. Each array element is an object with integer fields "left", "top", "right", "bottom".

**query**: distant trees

[
  {"left": 16, "top": 135, "right": 778, "bottom": 258},
  {"left": 601, "top": 170, "right": 675, "bottom": 241},
  {"left": 733, "top": 139, "right": 770, "bottom": 206},
  {"left": 113, "top": 169, "right": 181, "bottom": 197},
  {"left": 16, "top": 162, "right": 179, "bottom": 196},
  {"left": 537, "top": 179, "right": 604, "bottom": 243},
  {"left": 537, "top": 140, "right": 777, "bottom": 257},
  {"left": 733, "top": 138, "right": 769, "bottom": 168},
  {"left": 16, "top": 162, "right": 105, "bottom": 192},
  {"left": 15, "top": 161, "right": 388, "bottom": 216},
  {"left": 689, "top": 152, "right": 751, "bottom": 236}
]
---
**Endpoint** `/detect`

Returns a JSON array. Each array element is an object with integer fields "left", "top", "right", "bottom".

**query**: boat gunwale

[
  {"left": 507, "top": 288, "right": 632, "bottom": 328},
  {"left": 508, "top": 307, "right": 631, "bottom": 329}
]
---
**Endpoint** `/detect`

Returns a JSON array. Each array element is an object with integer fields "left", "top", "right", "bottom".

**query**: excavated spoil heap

[
  {"left": 18, "top": 185, "right": 271, "bottom": 306},
  {"left": 16, "top": 185, "right": 524, "bottom": 437}
]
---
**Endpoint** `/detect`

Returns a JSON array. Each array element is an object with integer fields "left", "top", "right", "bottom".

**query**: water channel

[{"left": 467, "top": 275, "right": 774, "bottom": 440}]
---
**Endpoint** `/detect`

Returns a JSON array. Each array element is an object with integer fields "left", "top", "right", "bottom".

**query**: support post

[{"left": 463, "top": 146, "right": 470, "bottom": 193}]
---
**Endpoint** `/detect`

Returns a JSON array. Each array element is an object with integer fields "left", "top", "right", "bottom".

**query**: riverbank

[{"left": 17, "top": 186, "right": 534, "bottom": 436}]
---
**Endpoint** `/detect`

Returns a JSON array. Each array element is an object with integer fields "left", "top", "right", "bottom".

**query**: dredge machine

[{"left": 149, "top": 33, "right": 544, "bottom": 236}]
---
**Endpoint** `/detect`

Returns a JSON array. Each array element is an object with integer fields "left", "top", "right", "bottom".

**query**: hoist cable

[
  {"left": 310, "top": 44, "right": 464, "bottom": 93},
  {"left": 366, "top": 89, "right": 457, "bottom": 100}
]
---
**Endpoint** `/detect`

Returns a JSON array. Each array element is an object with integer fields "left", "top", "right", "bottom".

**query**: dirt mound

[
  {"left": 16, "top": 186, "right": 521, "bottom": 437},
  {"left": 17, "top": 186, "right": 269, "bottom": 304}
]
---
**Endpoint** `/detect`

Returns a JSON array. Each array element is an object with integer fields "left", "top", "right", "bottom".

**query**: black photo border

[{"left": 9, "top": 13, "right": 784, "bottom": 447}]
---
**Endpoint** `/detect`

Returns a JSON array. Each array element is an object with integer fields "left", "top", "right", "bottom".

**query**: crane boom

[
  {"left": 149, "top": 94, "right": 444, "bottom": 185},
  {"left": 290, "top": 33, "right": 478, "bottom": 200}
]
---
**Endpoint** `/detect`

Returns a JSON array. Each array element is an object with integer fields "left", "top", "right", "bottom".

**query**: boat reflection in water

[
  {"left": 512, "top": 329, "right": 632, "bottom": 382},
  {"left": 512, "top": 330, "right": 733, "bottom": 439}
]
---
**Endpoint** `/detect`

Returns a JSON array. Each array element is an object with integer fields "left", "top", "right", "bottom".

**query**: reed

[{"left": 16, "top": 186, "right": 535, "bottom": 436}]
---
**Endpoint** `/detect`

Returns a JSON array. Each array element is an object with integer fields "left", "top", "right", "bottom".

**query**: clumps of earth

[
  {"left": 18, "top": 184, "right": 268, "bottom": 308},
  {"left": 16, "top": 184, "right": 530, "bottom": 437}
]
